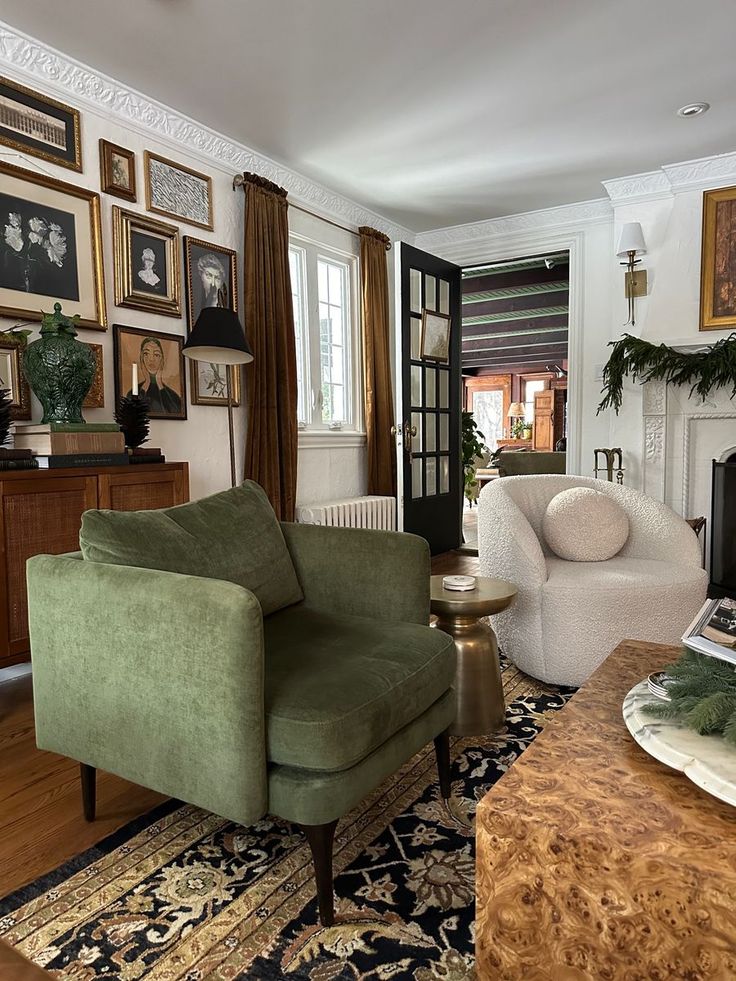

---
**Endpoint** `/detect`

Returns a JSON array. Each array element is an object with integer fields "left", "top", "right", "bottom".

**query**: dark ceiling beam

[
  {"left": 462, "top": 332, "right": 568, "bottom": 353},
  {"left": 463, "top": 313, "right": 569, "bottom": 335},
  {"left": 464, "top": 361, "right": 566, "bottom": 377},
  {"left": 462, "top": 291, "right": 569, "bottom": 318},
  {"left": 462, "top": 264, "right": 569, "bottom": 292},
  {"left": 462, "top": 347, "right": 568, "bottom": 367}
]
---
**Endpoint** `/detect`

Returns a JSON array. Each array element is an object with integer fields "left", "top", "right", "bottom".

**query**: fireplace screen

[{"left": 711, "top": 460, "right": 736, "bottom": 597}]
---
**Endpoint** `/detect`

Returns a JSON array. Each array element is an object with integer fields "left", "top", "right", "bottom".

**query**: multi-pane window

[
  {"left": 523, "top": 379, "right": 547, "bottom": 423},
  {"left": 289, "top": 237, "right": 358, "bottom": 431}
]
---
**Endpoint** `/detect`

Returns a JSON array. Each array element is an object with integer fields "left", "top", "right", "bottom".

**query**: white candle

[{"left": 132, "top": 363, "right": 138, "bottom": 396}]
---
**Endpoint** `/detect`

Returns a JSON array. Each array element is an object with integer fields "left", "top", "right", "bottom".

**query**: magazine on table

[{"left": 682, "top": 597, "right": 736, "bottom": 665}]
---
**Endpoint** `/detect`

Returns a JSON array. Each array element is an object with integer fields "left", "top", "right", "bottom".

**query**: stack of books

[
  {"left": 13, "top": 422, "right": 129, "bottom": 469},
  {"left": 683, "top": 597, "right": 736, "bottom": 666},
  {"left": 0, "top": 447, "right": 39, "bottom": 471}
]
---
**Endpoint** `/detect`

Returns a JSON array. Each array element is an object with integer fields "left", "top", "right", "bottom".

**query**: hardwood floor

[{"left": 0, "top": 548, "right": 477, "bottom": 899}]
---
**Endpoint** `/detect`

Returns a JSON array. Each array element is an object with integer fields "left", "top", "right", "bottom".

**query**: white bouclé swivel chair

[{"left": 478, "top": 475, "right": 708, "bottom": 686}]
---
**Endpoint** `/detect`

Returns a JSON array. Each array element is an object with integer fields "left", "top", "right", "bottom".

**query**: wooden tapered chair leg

[
  {"left": 434, "top": 728, "right": 452, "bottom": 800},
  {"left": 300, "top": 819, "right": 338, "bottom": 926},
  {"left": 80, "top": 763, "right": 96, "bottom": 822}
]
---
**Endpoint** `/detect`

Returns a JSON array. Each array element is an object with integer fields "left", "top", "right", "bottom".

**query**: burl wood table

[{"left": 476, "top": 639, "right": 736, "bottom": 980}]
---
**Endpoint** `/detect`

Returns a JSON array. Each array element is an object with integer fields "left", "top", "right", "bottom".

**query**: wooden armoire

[{"left": 0, "top": 462, "right": 189, "bottom": 669}]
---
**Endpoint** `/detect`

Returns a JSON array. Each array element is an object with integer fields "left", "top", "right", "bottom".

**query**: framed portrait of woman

[
  {"left": 112, "top": 206, "right": 181, "bottom": 317},
  {"left": 183, "top": 236, "right": 241, "bottom": 406},
  {"left": 113, "top": 323, "right": 187, "bottom": 420}
]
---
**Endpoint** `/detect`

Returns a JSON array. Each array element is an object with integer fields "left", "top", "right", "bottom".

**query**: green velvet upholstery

[
  {"left": 28, "top": 553, "right": 268, "bottom": 827},
  {"left": 28, "top": 500, "right": 456, "bottom": 924},
  {"left": 496, "top": 450, "right": 567, "bottom": 477},
  {"left": 80, "top": 480, "right": 303, "bottom": 616},
  {"left": 264, "top": 606, "right": 456, "bottom": 771}
]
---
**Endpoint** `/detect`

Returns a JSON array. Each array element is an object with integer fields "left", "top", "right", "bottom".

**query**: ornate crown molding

[
  {"left": 415, "top": 198, "right": 612, "bottom": 252},
  {"left": 0, "top": 22, "right": 412, "bottom": 243},
  {"left": 603, "top": 151, "right": 736, "bottom": 205}
]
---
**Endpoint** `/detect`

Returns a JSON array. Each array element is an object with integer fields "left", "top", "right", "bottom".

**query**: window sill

[{"left": 298, "top": 430, "right": 367, "bottom": 450}]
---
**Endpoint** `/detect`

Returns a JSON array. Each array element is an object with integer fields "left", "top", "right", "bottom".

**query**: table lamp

[
  {"left": 182, "top": 307, "right": 254, "bottom": 487},
  {"left": 507, "top": 401, "right": 525, "bottom": 438}
]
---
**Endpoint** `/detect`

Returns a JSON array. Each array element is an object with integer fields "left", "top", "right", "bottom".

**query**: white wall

[{"left": 0, "top": 22, "right": 409, "bottom": 504}]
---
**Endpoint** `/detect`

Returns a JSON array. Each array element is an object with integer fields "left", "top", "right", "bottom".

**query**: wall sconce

[{"left": 616, "top": 222, "right": 647, "bottom": 326}]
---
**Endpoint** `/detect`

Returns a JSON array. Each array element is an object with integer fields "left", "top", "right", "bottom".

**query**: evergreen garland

[
  {"left": 597, "top": 332, "right": 736, "bottom": 414},
  {"left": 644, "top": 648, "right": 736, "bottom": 745}
]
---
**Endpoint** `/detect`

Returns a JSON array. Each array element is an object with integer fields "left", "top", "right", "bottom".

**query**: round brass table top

[{"left": 430, "top": 575, "right": 517, "bottom": 618}]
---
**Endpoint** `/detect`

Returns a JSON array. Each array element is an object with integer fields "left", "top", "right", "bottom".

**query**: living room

[{"left": 1, "top": 2, "right": 735, "bottom": 978}]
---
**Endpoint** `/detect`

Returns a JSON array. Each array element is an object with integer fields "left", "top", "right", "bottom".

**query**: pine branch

[{"left": 597, "top": 333, "right": 736, "bottom": 414}]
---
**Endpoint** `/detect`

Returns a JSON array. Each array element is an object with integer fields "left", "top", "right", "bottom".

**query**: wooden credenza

[{"left": 0, "top": 462, "right": 189, "bottom": 668}]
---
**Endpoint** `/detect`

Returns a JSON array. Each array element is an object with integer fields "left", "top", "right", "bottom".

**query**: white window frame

[{"left": 289, "top": 233, "right": 364, "bottom": 441}]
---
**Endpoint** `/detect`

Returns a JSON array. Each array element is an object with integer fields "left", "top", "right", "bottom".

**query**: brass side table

[{"left": 430, "top": 575, "right": 517, "bottom": 735}]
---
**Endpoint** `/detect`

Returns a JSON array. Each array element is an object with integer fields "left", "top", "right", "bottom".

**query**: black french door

[{"left": 398, "top": 243, "right": 462, "bottom": 555}]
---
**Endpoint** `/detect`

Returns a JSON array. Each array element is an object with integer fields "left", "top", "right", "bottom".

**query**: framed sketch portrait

[
  {"left": 700, "top": 185, "right": 736, "bottom": 331},
  {"left": 0, "top": 161, "right": 106, "bottom": 329},
  {"left": 113, "top": 206, "right": 181, "bottom": 317},
  {"left": 82, "top": 342, "right": 104, "bottom": 409},
  {"left": 114, "top": 324, "right": 187, "bottom": 420},
  {"left": 99, "top": 139, "right": 136, "bottom": 201},
  {"left": 145, "top": 151, "right": 213, "bottom": 231},
  {"left": 0, "top": 76, "right": 81, "bottom": 172},
  {"left": 420, "top": 309, "right": 451, "bottom": 363},
  {"left": 0, "top": 333, "right": 31, "bottom": 420},
  {"left": 183, "top": 236, "right": 240, "bottom": 406}
]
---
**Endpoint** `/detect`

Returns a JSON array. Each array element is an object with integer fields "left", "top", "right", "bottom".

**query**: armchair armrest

[
  {"left": 478, "top": 482, "right": 547, "bottom": 589},
  {"left": 27, "top": 554, "right": 267, "bottom": 826},
  {"left": 280, "top": 523, "right": 430, "bottom": 623},
  {"left": 608, "top": 486, "right": 702, "bottom": 567}
]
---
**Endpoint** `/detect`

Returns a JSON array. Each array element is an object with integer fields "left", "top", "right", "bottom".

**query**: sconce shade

[
  {"left": 616, "top": 222, "right": 647, "bottom": 258},
  {"left": 508, "top": 402, "right": 526, "bottom": 418},
  {"left": 182, "top": 307, "right": 254, "bottom": 365}
]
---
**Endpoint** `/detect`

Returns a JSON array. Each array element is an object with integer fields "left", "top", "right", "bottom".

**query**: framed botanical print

[
  {"left": 183, "top": 236, "right": 240, "bottom": 406},
  {"left": 700, "top": 185, "right": 736, "bottom": 331},
  {"left": 420, "top": 309, "right": 451, "bottom": 363},
  {"left": 0, "top": 76, "right": 82, "bottom": 172},
  {"left": 82, "top": 342, "right": 104, "bottom": 408},
  {"left": 144, "top": 151, "right": 213, "bottom": 231},
  {"left": 112, "top": 206, "right": 181, "bottom": 317},
  {"left": 0, "top": 161, "right": 107, "bottom": 329},
  {"left": 0, "top": 332, "right": 31, "bottom": 420},
  {"left": 99, "top": 139, "right": 136, "bottom": 201},
  {"left": 113, "top": 324, "right": 187, "bottom": 420}
]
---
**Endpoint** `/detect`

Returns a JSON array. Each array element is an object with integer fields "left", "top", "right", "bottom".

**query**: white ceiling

[{"left": 2, "top": 0, "right": 735, "bottom": 231}]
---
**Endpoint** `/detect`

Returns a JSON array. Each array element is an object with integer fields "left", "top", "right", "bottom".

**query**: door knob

[{"left": 402, "top": 420, "right": 418, "bottom": 455}]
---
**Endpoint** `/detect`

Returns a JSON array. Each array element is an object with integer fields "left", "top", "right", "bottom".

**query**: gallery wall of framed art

[{"left": 0, "top": 67, "right": 246, "bottom": 500}]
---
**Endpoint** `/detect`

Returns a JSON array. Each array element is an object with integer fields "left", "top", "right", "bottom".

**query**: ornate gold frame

[
  {"left": 0, "top": 76, "right": 82, "bottom": 172},
  {"left": 112, "top": 206, "right": 181, "bottom": 317},
  {"left": 82, "top": 342, "right": 105, "bottom": 408},
  {"left": 99, "top": 139, "right": 136, "bottom": 202},
  {"left": 144, "top": 150, "right": 213, "bottom": 231},
  {"left": 0, "top": 161, "right": 107, "bottom": 330},
  {"left": 0, "top": 333, "right": 31, "bottom": 420},
  {"left": 700, "top": 184, "right": 736, "bottom": 331}
]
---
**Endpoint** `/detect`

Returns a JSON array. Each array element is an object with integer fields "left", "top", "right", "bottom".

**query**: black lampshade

[{"left": 182, "top": 307, "right": 254, "bottom": 365}]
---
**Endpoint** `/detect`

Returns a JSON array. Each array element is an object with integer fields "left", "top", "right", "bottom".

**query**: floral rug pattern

[{"left": 1, "top": 661, "right": 573, "bottom": 979}]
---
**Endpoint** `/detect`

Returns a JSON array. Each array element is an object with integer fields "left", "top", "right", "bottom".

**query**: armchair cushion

[
  {"left": 80, "top": 480, "right": 303, "bottom": 616},
  {"left": 263, "top": 605, "right": 456, "bottom": 772},
  {"left": 542, "top": 486, "right": 629, "bottom": 561}
]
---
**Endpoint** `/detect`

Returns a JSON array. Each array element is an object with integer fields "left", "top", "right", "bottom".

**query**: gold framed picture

[
  {"left": 82, "top": 342, "right": 104, "bottom": 408},
  {"left": 113, "top": 324, "right": 187, "bottom": 420},
  {"left": 0, "top": 76, "right": 82, "bottom": 172},
  {"left": 99, "top": 139, "right": 136, "bottom": 201},
  {"left": 144, "top": 151, "right": 213, "bottom": 231},
  {"left": 0, "top": 161, "right": 107, "bottom": 330},
  {"left": 183, "top": 236, "right": 240, "bottom": 406},
  {"left": 0, "top": 332, "right": 31, "bottom": 420},
  {"left": 700, "top": 185, "right": 736, "bottom": 331},
  {"left": 420, "top": 309, "right": 451, "bottom": 363},
  {"left": 112, "top": 206, "right": 181, "bottom": 317}
]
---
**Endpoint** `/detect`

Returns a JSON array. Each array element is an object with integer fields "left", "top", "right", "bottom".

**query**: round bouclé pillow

[{"left": 542, "top": 487, "right": 629, "bottom": 562}]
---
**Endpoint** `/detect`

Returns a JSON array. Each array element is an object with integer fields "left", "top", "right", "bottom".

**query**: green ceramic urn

[{"left": 22, "top": 303, "right": 95, "bottom": 424}]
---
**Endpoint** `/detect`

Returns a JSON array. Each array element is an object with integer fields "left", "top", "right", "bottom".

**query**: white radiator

[{"left": 296, "top": 496, "right": 396, "bottom": 531}]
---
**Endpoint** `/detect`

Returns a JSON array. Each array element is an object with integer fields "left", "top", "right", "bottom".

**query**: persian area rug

[{"left": 0, "top": 659, "right": 573, "bottom": 980}]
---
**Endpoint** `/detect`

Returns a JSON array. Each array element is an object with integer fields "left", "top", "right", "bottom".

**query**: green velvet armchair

[{"left": 27, "top": 491, "right": 456, "bottom": 927}]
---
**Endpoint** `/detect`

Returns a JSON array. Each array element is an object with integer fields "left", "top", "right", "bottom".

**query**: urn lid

[{"left": 40, "top": 302, "right": 80, "bottom": 337}]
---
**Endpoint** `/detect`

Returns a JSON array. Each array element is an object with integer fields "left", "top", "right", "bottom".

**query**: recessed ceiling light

[{"left": 677, "top": 102, "right": 710, "bottom": 118}]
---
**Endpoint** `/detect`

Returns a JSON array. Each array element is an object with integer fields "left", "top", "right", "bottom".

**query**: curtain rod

[{"left": 232, "top": 173, "right": 391, "bottom": 250}]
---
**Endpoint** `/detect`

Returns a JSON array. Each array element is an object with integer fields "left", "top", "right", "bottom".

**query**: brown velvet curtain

[
  {"left": 359, "top": 226, "right": 396, "bottom": 497},
  {"left": 241, "top": 173, "right": 298, "bottom": 521}
]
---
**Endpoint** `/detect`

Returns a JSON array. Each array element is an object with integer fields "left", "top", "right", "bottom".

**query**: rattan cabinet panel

[{"left": 0, "top": 463, "right": 188, "bottom": 668}]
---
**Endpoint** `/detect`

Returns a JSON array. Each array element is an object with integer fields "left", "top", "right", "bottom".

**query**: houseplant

[{"left": 462, "top": 411, "right": 486, "bottom": 502}]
